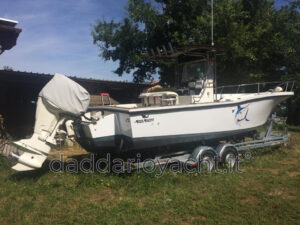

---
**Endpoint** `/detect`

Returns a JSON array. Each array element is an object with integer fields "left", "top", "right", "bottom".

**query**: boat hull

[{"left": 74, "top": 92, "right": 292, "bottom": 154}]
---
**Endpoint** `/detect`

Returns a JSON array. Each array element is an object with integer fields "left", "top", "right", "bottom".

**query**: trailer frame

[{"left": 126, "top": 114, "right": 290, "bottom": 171}]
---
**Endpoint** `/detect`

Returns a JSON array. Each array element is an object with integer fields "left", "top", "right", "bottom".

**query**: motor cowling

[{"left": 11, "top": 73, "right": 90, "bottom": 171}]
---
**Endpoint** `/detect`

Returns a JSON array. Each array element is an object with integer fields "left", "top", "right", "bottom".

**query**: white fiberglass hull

[{"left": 75, "top": 92, "right": 293, "bottom": 153}]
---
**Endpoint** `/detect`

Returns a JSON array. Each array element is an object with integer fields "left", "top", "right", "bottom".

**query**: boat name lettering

[
  {"left": 144, "top": 118, "right": 154, "bottom": 122},
  {"left": 135, "top": 118, "right": 154, "bottom": 124}
]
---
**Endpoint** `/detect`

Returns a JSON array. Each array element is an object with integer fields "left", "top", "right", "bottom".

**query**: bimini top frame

[{"left": 142, "top": 43, "right": 224, "bottom": 64}]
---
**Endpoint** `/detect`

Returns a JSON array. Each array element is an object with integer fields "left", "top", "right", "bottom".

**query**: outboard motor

[{"left": 8, "top": 73, "right": 90, "bottom": 171}]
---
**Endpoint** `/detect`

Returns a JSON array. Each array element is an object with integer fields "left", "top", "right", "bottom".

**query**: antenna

[{"left": 211, "top": 0, "right": 214, "bottom": 46}]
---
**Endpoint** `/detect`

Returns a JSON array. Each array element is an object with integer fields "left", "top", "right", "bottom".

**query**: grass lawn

[{"left": 0, "top": 132, "right": 299, "bottom": 225}]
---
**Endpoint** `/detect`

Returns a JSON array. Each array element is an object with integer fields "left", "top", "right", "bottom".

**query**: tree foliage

[
  {"left": 92, "top": 0, "right": 300, "bottom": 124},
  {"left": 2, "top": 66, "right": 13, "bottom": 71}
]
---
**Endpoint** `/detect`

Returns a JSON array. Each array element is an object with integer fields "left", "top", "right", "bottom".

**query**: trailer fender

[
  {"left": 189, "top": 146, "right": 217, "bottom": 172},
  {"left": 189, "top": 146, "right": 217, "bottom": 162}
]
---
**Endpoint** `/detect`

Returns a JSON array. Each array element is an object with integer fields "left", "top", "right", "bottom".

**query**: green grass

[{"left": 0, "top": 133, "right": 299, "bottom": 225}]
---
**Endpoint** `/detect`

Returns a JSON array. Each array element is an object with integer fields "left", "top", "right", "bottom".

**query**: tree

[
  {"left": 2, "top": 66, "right": 13, "bottom": 71},
  {"left": 92, "top": 0, "right": 300, "bottom": 123},
  {"left": 92, "top": 0, "right": 212, "bottom": 83},
  {"left": 271, "top": 1, "right": 300, "bottom": 124}
]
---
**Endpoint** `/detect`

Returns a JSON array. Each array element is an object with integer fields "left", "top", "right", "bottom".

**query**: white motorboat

[
  {"left": 73, "top": 47, "right": 294, "bottom": 155},
  {"left": 1, "top": 47, "right": 294, "bottom": 171},
  {"left": 74, "top": 88, "right": 293, "bottom": 155}
]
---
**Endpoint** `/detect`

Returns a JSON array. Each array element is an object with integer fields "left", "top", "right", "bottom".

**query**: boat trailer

[{"left": 125, "top": 114, "right": 290, "bottom": 171}]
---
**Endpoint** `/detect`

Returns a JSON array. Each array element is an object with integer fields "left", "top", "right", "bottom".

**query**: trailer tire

[
  {"left": 221, "top": 147, "right": 238, "bottom": 169},
  {"left": 199, "top": 151, "right": 215, "bottom": 172}
]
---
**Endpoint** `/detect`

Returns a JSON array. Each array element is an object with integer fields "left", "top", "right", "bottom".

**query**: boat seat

[
  {"left": 161, "top": 98, "right": 177, "bottom": 106},
  {"left": 139, "top": 91, "right": 179, "bottom": 106}
]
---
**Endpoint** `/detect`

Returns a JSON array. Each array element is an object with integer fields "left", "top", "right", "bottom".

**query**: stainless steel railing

[
  {"left": 215, "top": 80, "right": 295, "bottom": 101},
  {"left": 216, "top": 80, "right": 295, "bottom": 96}
]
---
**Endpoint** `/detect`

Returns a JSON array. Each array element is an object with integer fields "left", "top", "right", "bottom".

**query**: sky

[
  {"left": 0, "top": 0, "right": 134, "bottom": 81},
  {"left": 0, "top": 0, "right": 289, "bottom": 81}
]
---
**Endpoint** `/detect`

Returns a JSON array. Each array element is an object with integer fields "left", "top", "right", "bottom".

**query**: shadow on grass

[
  {"left": 249, "top": 146, "right": 283, "bottom": 157},
  {"left": 3, "top": 139, "right": 294, "bottom": 182},
  {"left": 8, "top": 155, "right": 137, "bottom": 182},
  {"left": 8, "top": 160, "right": 51, "bottom": 181}
]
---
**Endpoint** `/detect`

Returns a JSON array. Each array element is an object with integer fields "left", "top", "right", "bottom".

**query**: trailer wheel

[
  {"left": 199, "top": 152, "right": 215, "bottom": 172},
  {"left": 221, "top": 147, "right": 238, "bottom": 169}
]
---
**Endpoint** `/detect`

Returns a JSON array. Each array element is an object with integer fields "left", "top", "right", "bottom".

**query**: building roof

[
  {"left": 0, "top": 18, "right": 22, "bottom": 55},
  {"left": 0, "top": 18, "right": 18, "bottom": 27},
  {"left": 0, "top": 69, "right": 152, "bottom": 89}
]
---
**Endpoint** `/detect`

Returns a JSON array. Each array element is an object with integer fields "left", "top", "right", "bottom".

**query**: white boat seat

[
  {"left": 139, "top": 91, "right": 179, "bottom": 106},
  {"left": 161, "top": 98, "right": 177, "bottom": 106}
]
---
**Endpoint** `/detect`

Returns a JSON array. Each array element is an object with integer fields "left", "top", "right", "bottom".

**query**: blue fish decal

[{"left": 233, "top": 104, "right": 250, "bottom": 125}]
